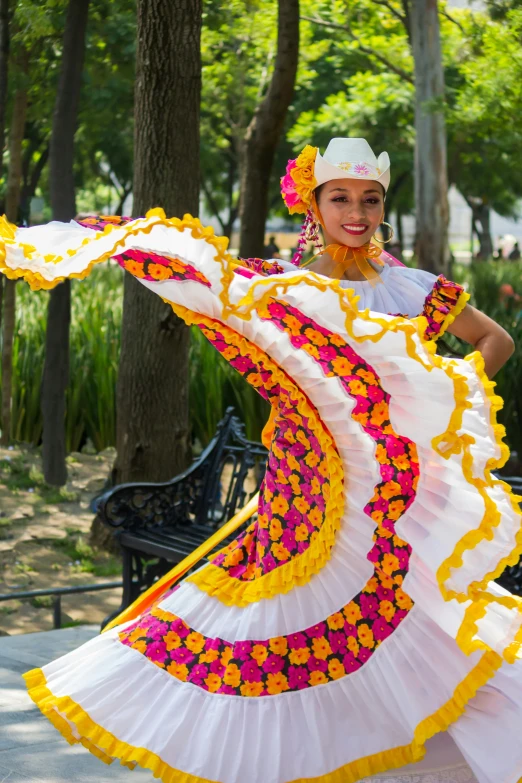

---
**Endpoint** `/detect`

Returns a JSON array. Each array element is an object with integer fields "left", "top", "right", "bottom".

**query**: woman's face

[{"left": 315, "top": 178, "right": 384, "bottom": 248}]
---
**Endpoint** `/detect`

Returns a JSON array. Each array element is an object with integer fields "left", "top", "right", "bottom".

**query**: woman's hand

[{"left": 447, "top": 304, "right": 515, "bottom": 378}]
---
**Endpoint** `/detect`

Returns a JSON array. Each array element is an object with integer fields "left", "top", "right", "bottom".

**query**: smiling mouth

[{"left": 342, "top": 224, "right": 369, "bottom": 236}]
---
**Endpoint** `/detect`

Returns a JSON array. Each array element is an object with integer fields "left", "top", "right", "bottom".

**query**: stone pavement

[{"left": 0, "top": 626, "right": 153, "bottom": 782}]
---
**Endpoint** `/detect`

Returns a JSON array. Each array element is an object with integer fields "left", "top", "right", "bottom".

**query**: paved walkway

[{"left": 0, "top": 626, "right": 153, "bottom": 782}]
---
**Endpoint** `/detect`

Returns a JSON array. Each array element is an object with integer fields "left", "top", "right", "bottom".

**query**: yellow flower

[
  {"left": 295, "top": 523, "right": 309, "bottom": 541},
  {"left": 269, "top": 636, "right": 288, "bottom": 656},
  {"left": 358, "top": 623, "right": 375, "bottom": 649},
  {"left": 224, "top": 663, "right": 241, "bottom": 687},
  {"left": 327, "top": 612, "right": 345, "bottom": 631},
  {"left": 311, "top": 636, "right": 332, "bottom": 660},
  {"left": 266, "top": 672, "right": 289, "bottom": 695},
  {"left": 251, "top": 645, "right": 269, "bottom": 666},
  {"left": 289, "top": 647, "right": 310, "bottom": 665},
  {"left": 167, "top": 662, "right": 188, "bottom": 680},
  {"left": 240, "top": 681, "right": 264, "bottom": 697},
  {"left": 328, "top": 658, "right": 346, "bottom": 680},
  {"left": 185, "top": 632, "right": 205, "bottom": 654},
  {"left": 148, "top": 263, "right": 172, "bottom": 281},
  {"left": 309, "top": 671, "right": 328, "bottom": 686},
  {"left": 344, "top": 601, "right": 362, "bottom": 624},
  {"left": 379, "top": 600, "right": 396, "bottom": 623},
  {"left": 205, "top": 673, "right": 222, "bottom": 693}
]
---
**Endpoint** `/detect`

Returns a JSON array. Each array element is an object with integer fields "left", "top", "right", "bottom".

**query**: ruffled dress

[{"left": 2, "top": 211, "right": 522, "bottom": 783}]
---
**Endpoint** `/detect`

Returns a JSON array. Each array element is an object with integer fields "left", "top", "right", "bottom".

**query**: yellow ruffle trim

[
  {"left": 24, "top": 651, "right": 503, "bottom": 783},
  {"left": 166, "top": 302, "right": 345, "bottom": 607},
  {"left": 0, "top": 209, "right": 233, "bottom": 291}
]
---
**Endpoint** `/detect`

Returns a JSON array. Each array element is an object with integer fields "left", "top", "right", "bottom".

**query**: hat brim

[{"left": 314, "top": 151, "right": 390, "bottom": 192}]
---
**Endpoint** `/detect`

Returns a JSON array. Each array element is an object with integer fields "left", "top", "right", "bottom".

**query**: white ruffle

[
  {"left": 275, "top": 258, "right": 438, "bottom": 318},
  {"left": 42, "top": 608, "right": 522, "bottom": 783}
]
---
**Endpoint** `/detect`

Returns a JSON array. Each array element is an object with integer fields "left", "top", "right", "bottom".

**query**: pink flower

[
  {"left": 210, "top": 659, "right": 226, "bottom": 677},
  {"left": 308, "top": 656, "right": 328, "bottom": 672},
  {"left": 171, "top": 647, "right": 195, "bottom": 665},
  {"left": 286, "top": 159, "right": 297, "bottom": 175},
  {"left": 380, "top": 464, "right": 395, "bottom": 483},
  {"left": 354, "top": 163, "right": 370, "bottom": 176},
  {"left": 263, "top": 654, "right": 285, "bottom": 674},
  {"left": 234, "top": 641, "right": 253, "bottom": 660},
  {"left": 240, "top": 660, "right": 262, "bottom": 682},
  {"left": 367, "top": 385, "right": 385, "bottom": 403},
  {"left": 357, "top": 647, "right": 371, "bottom": 664},
  {"left": 385, "top": 436, "right": 406, "bottom": 458},
  {"left": 372, "top": 617, "right": 393, "bottom": 642},
  {"left": 171, "top": 618, "right": 189, "bottom": 638},
  {"left": 146, "top": 641, "right": 167, "bottom": 663},
  {"left": 307, "top": 622, "right": 327, "bottom": 638},
  {"left": 328, "top": 631, "right": 347, "bottom": 655},
  {"left": 343, "top": 652, "right": 362, "bottom": 672},
  {"left": 360, "top": 594, "right": 379, "bottom": 619},
  {"left": 288, "top": 666, "right": 309, "bottom": 690},
  {"left": 188, "top": 664, "right": 209, "bottom": 683},
  {"left": 262, "top": 552, "right": 277, "bottom": 572},
  {"left": 288, "top": 632, "right": 308, "bottom": 649}
]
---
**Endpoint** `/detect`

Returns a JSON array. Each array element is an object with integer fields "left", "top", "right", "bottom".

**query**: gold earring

[{"left": 373, "top": 221, "right": 394, "bottom": 244}]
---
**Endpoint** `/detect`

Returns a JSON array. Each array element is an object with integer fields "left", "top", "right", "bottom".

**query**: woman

[{"left": 3, "top": 138, "right": 522, "bottom": 783}]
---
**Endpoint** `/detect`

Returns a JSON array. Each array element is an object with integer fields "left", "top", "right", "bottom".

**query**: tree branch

[
  {"left": 372, "top": 0, "right": 407, "bottom": 29},
  {"left": 301, "top": 15, "right": 414, "bottom": 83},
  {"left": 202, "top": 177, "right": 226, "bottom": 234},
  {"left": 440, "top": 8, "right": 466, "bottom": 35}
]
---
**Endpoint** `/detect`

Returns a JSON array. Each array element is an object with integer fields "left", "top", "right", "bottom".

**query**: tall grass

[{"left": 0, "top": 259, "right": 520, "bottom": 460}]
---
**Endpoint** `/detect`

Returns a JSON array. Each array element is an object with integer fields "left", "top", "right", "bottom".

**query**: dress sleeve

[{"left": 421, "top": 275, "right": 469, "bottom": 341}]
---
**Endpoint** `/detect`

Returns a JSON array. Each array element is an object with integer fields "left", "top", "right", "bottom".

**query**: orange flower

[
  {"left": 200, "top": 648, "right": 219, "bottom": 663},
  {"left": 381, "top": 481, "right": 401, "bottom": 500},
  {"left": 309, "top": 671, "right": 328, "bottom": 686},
  {"left": 220, "top": 647, "right": 233, "bottom": 666},
  {"left": 269, "top": 636, "right": 289, "bottom": 656},
  {"left": 148, "top": 263, "right": 172, "bottom": 281},
  {"left": 258, "top": 513, "right": 269, "bottom": 529},
  {"left": 276, "top": 468, "right": 290, "bottom": 486},
  {"left": 329, "top": 333, "right": 345, "bottom": 347},
  {"left": 288, "top": 454, "right": 301, "bottom": 472},
  {"left": 163, "top": 631, "right": 182, "bottom": 652},
  {"left": 272, "top": 496, "right": 289, "bottom": 516},
  {"left": 310, "top": 477, "right": 321, "bottom": 496},
  {"left": 266, "top": 672, "right": 289, "bottom": 695},
  {"left": 289, "top": 647, "right": 310, "bottom": 665},
  {"left": 312, "top": 636, "right": 332, "bottom": 660},
  {"left": 359, "top": 369, "right": 378, "bottom": 385},
  {"left": 348, "top": 379, "right": 368, "bottom": 397},
  {"left": 331, "top": 356, "right": 354, "bottom": 376},
  {"left": 224, "top": 663, "right": 241, "bottom": 687},
  {"left": 396, "top": 588, "right": 414, "bottom": 611},
  {"left": 387, "top": 499, "right": 405, "bottom": 520},
  {"left": 248, "top": 373, "right": 263, "bottom": 387},
  {"left": 282, "top": 314, "right": 303, "bottom": 335},
  {"left": 379, "top": 600, "right": 396, "bottom": 623},
  {"left": 293, "top": 497, "right": 310, "bottom": 514},
  {"left": 327, "top": 612, "right": 345, "bottom": 631},
  {"left": 371, "top": 509, "right": 384, "bottom": 525},
  {"left": 124, "top": 259, "right": 146, "bottom": 278},
  {"left": 127, "top": 627, "right": 144, "bottom": 643},
  {"left": 357, "top": 623, "right": 375, "bottom": 649},
  {"left": 328, "top": 658, "right": 346, "bottom": 680},
  {"left": 185, "top": 632, "right": 205, "bottom": 654},
  {"left": 168, "top": 258, "right": 186, "bottom": 273},
  {"left": 363, "top": 576, "right": 378, "bottom": 594},
  {"left": 346, "top": 636, "right": 359, "bottom": 657},
  {"left": 205, "top": 673, "right": 222, "bottom": 693},
  {"left": 223, "top": 548, "right": 244, "bottom": 567},
  {"left": 304, "top": 328, "right": 328, "bottom": 346},
  {"left": 318, "top": 459, "right": 329, "bottom": 478},
  {"left": 131, "top": 639, "right": 147, "bottom": 653},
  {"left": 295, "top": 523, "right": 310, "bottom": 541},
  {"left": 305, "top": 451, "right": 320, "bottom": 468},
  {"left": 375, "top": 443, "right": 390, "bottom": 464},
  {"left": 167, "top": 662, "right": 188, "bottom": 680},
  {"left": 296, "top": 430, "right": 311, "bottom": 449},
  {"left": 272, "top": 542, "right": 290, "bottom": 561},
  {"left": 381, "top": 553, "right": 400, "bottom": 575},
  {"left": 302, "top": 343, "right": 320, "bottom": 360},
  {"left": 269, "top": 518, "right": 283, "bottom": 541},
  {"left": 308, "top": 507, "right": 322, "bottom": 528},
  {"left": 240, "top": 681, "right": 264, "bottom": 697},
  {"left": 251, "top": 645, "right": 269, "bottom": 666},
  {"left": 370, "top": 402, "right": 388, "bottom": 427},
  {"left": 222, "top": 346, "right": 238, "bottom": 361},
  {"left": 344, "top": 601, "right": 362, "bottom": 624}
]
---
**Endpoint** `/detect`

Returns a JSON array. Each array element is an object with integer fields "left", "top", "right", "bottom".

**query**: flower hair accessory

[{"left": 280, "top": 145, "right": 318, "bottom": 215}]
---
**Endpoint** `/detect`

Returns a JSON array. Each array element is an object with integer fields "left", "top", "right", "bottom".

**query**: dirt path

[{"left": 0, "top": 444, "right": 124, "bottom": 635}]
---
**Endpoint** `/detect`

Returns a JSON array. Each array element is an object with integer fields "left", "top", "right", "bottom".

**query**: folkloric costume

[{"left": 4, "top": 138, "right": 522, "bottom": 783}]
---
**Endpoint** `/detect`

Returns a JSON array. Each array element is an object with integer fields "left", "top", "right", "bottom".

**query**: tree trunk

[
  {"left": 42, "top": 0, "right": 90, "bottom": 486},
  {"left": 0, "top": 0, "right": 9, "bottom": 442},
  {"left": 114, "top": 0, "right": 202, "bottom": 484},
  {"left": 1, "top": 76, "right": 27, "bottom": 447},
  {"left": 471, "top": 201, "right": 493, "bottom": 260},
  {"left": 238, "top": 0, "right": 299, "bottom": 259},
  {"left": 410, "top": 0, "right": 449, "bottom": 275}
]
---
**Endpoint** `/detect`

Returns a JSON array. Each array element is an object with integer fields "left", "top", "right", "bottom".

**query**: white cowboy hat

[{"left": 314, "top": 138, "right": 390, "bottom": 192}]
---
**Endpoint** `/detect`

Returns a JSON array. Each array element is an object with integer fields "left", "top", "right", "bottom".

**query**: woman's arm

[{"left": 446, "top": 304, "right": 515, "bottom": 378}]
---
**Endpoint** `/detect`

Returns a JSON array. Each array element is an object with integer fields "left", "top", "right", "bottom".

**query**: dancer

[{"left": 2, "top": 138, "right": 522, "bottom": 783}]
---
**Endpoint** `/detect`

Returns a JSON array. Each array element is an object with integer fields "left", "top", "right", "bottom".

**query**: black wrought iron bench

[{"left": 96, "top": 407, "right": 268, "bottom": 628}]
